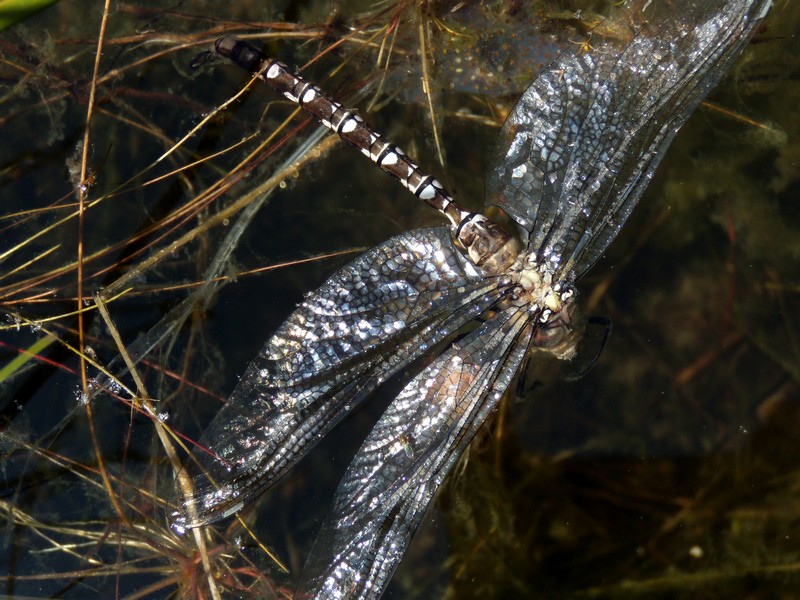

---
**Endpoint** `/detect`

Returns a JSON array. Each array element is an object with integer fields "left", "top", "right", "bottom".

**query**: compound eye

[
  {"left": 534, "top": 317, "right": 580, "bottom": 361},
  {"left": 535, "top": 314, "right": 565, "bottom": 342}
]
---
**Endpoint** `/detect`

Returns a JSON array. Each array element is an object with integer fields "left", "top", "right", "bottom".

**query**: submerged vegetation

[{"left": 0, "top": 1, "right": 798, "bottom": 598}]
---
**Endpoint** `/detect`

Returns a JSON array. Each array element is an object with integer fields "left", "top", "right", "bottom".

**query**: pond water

[{"left": 0, "top": 0, "right": 798, "bottom": 598}]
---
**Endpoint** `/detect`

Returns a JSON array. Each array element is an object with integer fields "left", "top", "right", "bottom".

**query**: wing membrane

[
  {"left": 174, "top": 227, "right": 504, "bottom": 527},
  {"left": 298, "top": 306, "right": 535, "bottom": 599},
  {"left": 487, "top": 0, "right": 770, "bottom": 280}
]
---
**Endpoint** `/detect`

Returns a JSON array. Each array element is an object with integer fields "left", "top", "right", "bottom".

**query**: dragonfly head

[{"left": 533, "top": 293, "right": 582, "bottom": 361}]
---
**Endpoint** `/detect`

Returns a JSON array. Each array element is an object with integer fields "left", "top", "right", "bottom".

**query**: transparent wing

[
  {"left": 174, "top": 227, "right": 504, "bottom": 527},
  {"left": 487, "top": 0, "right": 770, "bottom": 280},
  {"left": 298, "top": 305, "right": 535, "bottom": 599}
]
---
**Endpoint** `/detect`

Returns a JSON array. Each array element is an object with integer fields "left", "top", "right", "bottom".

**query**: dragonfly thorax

[
  {"left": 504, "top": 259, "right": 581, "bottom": 361},
  {"left": 512, "top": 260, "right": 573, "bottom": 311},
  {"left": 453, "top": 211, "right": 521, "bottom": 275}
]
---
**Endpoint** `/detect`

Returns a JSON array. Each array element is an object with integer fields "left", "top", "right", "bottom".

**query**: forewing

[
  {"left": 174, "top": 227, "right": 503, "bottom": 527},
  {"left": 487, "top": 0, "right": 770, "bottom": 280},
  {"left": 298, "top": 305, "right": 535, "bottom": 599}
]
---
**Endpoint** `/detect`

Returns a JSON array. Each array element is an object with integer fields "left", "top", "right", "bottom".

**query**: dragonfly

[{"left": 174, "top": 1, "right": 771, "bottom": 597}]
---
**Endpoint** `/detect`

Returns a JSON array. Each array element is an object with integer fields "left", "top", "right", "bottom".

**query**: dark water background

[{"left": 0, "top": 0, "right": 798, "bottom": 598}]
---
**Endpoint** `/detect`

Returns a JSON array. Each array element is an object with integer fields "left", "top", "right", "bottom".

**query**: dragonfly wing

[
  {"left": 298, "top": 305, "right": 535, "bottom": 599},
  {"left": 174, "top": 227, "right": 504, "bottom": 527},
  {"left": 487, "top": 0, "right": 770, "bottom": 280}
]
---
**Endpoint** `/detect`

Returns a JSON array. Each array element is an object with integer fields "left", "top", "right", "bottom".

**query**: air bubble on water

[
  {"left": 158, "top": 411, "right": 169, "bottom": 422},
  {"left": 6, "top": 314, "right": 21, "bottom": 331},
  {"left": 75, "top": 387, "right": 89, "bottom": 406}
]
